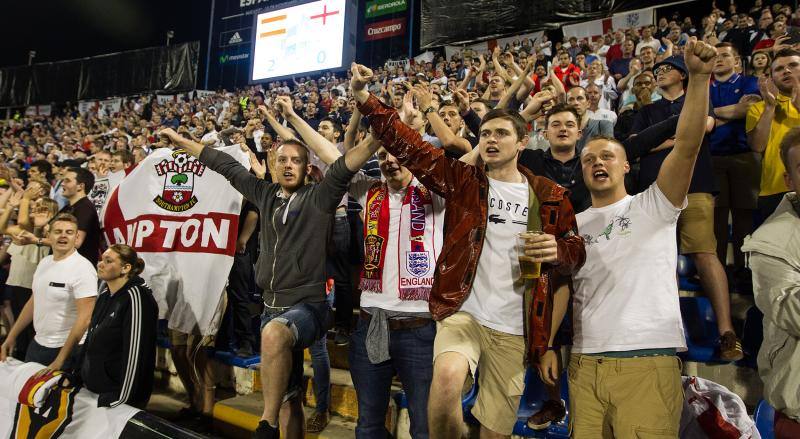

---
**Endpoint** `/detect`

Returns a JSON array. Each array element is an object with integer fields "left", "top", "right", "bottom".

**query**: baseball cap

[{"left": 653, "top": 55, "right": 688, "bottom": 76}]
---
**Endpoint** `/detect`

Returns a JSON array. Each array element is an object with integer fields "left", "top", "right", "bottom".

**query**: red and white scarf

[{"left": 360, "top": 181, "right": 435, "bottom": 301}]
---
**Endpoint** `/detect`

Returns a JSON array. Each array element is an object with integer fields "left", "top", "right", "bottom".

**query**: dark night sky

[{"left": 0, "top": 0, "right": 212, "bottom": 72}]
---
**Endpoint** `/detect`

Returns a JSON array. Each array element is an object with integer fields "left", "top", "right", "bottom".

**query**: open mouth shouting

[{"left": 592, "top": 169, "right": 609, "bottom": 182}]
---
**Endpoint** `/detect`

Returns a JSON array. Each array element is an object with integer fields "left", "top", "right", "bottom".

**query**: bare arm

[
  {"left": 616, "top": 65, "right": 641, "bottom": 93},
  {"left": 48, "top": 296, "right": 95, "bottom": 371},
  {"left": 657, "top": 38, "right": 717, "bottom": 208},
  {"left": 342, "top": 107, "right": 361, "bottom": 152},
  {"left": 748, "top": 78, "right": 778, "bottom": 153},
  {"left": 344, "top": 135, "right": 382, "bottom": 172},
  {"left": 278, "top": 98, "right": 342, "bottom": 166},
  {"left": 259, "top": 106, "right": 298, "bottom": 143},
  {"left": 715, "top": 95, "right": 761, "bottom": 120},
  {"left": 496, "top": 61, "right": 534, "bottom": 109},
  {"left": 492, "top": 47, "right": 513, "bottom": 83},
  {"left": 415, "top": 86, "right": 472, "bottom": 154}
]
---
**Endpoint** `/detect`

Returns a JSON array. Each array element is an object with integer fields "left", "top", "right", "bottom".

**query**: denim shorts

[{"left": 260, "top": 301, "right": 332, "bottom": 400}]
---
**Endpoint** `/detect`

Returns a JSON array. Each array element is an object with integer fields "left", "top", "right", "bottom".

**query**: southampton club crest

[{"left": 153, "top": 150, "right": 206, "bottom": 212}]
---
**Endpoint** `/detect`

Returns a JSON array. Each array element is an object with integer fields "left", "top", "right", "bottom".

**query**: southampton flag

[
  {"left": 0, "top": 359, "right": 139, "bottom": 439},
  {"left": 103, "top": 146, "right": 249, "bottom": 335}
]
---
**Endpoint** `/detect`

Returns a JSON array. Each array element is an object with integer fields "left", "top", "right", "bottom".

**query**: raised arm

[
  {"left": 350, "top": 63, "right": 476, "bottom": 198},
  {"left": 159, "top": 128, "right": 269, "bottom": 206},
  {"left": 342, "top": 107, "right": 361, "bottom": 152},
  {"left": 657, "top": 38, "right": 717, "bottom": 207},
  {"left": 258, "top": 105, "right": 298, "bottom": 143},
  {"left": 414, "top": 85, "right": 472, "bottom": 155},
  {"left": 492, "top": 47, "right": 513, "bottom": 83},
  {"left": 276, "top": 96, "right": 341, "bottom": 166},
  {"left": 747, "top": 77, "right": 778, "bottom": 153},
  {"left": 496, "top": 60, "right": 535, "bottom": 110}
]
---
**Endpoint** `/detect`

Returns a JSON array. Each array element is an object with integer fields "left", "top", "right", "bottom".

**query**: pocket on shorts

[{"left": 634, "top": 426, "right": 677, "bottom": 438}]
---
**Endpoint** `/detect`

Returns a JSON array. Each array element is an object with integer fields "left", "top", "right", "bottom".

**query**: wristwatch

[{"left": 422, "top": 106, "right": 435, "bottom": 116}]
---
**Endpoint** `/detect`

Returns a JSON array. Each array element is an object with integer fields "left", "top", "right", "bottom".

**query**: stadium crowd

[{"left": 0, "top": 1, "right": 800, "bottom": 438}]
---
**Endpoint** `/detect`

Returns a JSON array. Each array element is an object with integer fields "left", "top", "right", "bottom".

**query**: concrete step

[{"left": 213, "top": 393, "right": 360, "bottom": 438}]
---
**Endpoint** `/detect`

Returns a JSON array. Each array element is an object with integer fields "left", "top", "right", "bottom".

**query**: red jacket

[
  {"left": 358, "top": 94, "right": 586, "bottom": 362},
  {"left": 553, "top": 64, "right": 582, "bottom": 90}
]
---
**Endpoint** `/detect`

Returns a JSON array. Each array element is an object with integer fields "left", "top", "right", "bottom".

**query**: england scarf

[
  {"left": 360, "top": 181, "right": 436, "bottom": 301},
  {"left": 102, "top": 146, "right": 248, "bottom": 335}
]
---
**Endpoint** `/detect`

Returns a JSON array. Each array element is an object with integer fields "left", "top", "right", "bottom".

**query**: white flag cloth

[
  {"left": 103, "top": 146, "right": 248, "bottom": 335},
  {"left": 0, "top": 358, "right": 139, "bottom": 439}
]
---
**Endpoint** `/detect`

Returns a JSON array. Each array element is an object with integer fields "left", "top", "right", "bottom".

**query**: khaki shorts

[
  {"left": 568, "top": 354, "right": 683, "bottom": 439},
  {"left": 169, "top": 329, "right": 215, "bottom": 348},
  {"left": 712, "top": 153, "right": 761, "bottom": 210},
  {"left": 433, "top": 312, "right": 526, "bottom": 435},
  {"left": 678, "top": 193, "right": 717, "bottom": 254}
]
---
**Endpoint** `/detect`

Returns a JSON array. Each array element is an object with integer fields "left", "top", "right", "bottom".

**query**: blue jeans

[
  {"left": 260, "top": 301, "right": 332, "bottom": 399},
  {"left": 309, "top": 291, "right": 334, "bottom": 413},
  {"left": 349, "top": 317, "right": 435, "bottom": 439}
]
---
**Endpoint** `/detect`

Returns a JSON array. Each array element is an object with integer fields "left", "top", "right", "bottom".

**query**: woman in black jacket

[{"left": 81, "top": 244, "right": 158, "bottom": 409}]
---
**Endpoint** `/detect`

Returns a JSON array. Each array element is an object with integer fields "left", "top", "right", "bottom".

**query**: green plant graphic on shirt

[
  {"left": 599, "top": 222, "right": 614, "bottom": 240},
  {"left": 583, "top": 215, "right": 632, "bottom": 246}
]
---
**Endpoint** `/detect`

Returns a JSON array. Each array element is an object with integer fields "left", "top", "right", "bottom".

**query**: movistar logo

[{"left": 219, "top": 53, "right": 249, "bottom": 64}]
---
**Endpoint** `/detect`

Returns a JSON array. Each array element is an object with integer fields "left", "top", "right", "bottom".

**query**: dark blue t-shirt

[
  {"left": 709, "top": 74, "right": 759, "bottom": 155},
  {"left": 631, "top": 94, "right": 718, "bottom": 195}
]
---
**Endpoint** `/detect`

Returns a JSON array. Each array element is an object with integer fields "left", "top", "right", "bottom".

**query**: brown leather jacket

[{"left": 358, "top": 95, "right": 586, "bottom": 363}]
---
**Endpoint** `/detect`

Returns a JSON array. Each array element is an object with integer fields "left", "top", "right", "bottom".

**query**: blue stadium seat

[
  {"left": 213, "top": 350, "right": 261, "bottom": 368},
  {"left": 754, "top": 399, "right": 775, "bottom": 439},
  {"left": 679, "top": 297, "right": 724, "bottom": 363},
  {"left": 511, "top": 368, "right": 570, "bottom": 438},
  {"left": 462, "top": 371, "right": 480, "bottom": 425},
  {"left": 736, "top": 306, "right": 763, "bottom": 369},
  {"left": 677, "top": 255, "right": 703, "bottom": 292}
]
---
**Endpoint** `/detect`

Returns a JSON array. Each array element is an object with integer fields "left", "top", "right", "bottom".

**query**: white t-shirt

[
  {"left": 461, "top": 177, "right": 529, "bottom": 335},
  {"left": 587, "top": 108, "right": 618, "bottom": 126},
  {"left": 350, "top": 173, "right": 445, "bottom": 313},
  {"left": 31, "top": 251, "right": 98, "bottom": 348},
  {"left": 573, "top": 184, "right": 687, "bottom": 353}
]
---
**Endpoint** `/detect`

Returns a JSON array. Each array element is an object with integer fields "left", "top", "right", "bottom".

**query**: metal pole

[
  {"left": 204, "top": 0, "right": 216, "bottom": 90},
  {"left": 28, "top": 50, "right": 36, "bottom": 66},
  {"left": 408, "top": 0, "right": 414, "bottom": 59}
]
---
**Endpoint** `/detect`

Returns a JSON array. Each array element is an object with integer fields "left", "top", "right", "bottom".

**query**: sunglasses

[{"left": 654, "top": 65, "right": 675, "bottom": 75}]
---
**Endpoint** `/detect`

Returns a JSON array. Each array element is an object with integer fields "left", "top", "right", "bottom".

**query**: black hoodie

[{"left": 80, "top": 276, "right": 158, "bottom": 408}]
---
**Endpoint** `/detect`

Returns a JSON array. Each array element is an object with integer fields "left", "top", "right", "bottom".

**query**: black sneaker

[
  {"left": 333, "top": 331, "right": 349, "bottom": 346},
  {"left": 252, "top": 420, "right": 279, "bottom": 439}
]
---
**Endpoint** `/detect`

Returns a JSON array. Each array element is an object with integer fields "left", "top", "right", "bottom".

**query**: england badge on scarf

[{"left": 102, "top": 146, "right": 248, "bottom": 335}]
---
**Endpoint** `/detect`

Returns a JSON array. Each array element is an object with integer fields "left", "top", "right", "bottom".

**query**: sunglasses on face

[{"left": 654, "top": 65, "right": 675, "bottom": 75}]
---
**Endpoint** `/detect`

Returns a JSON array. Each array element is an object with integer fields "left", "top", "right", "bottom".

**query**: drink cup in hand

[{"left": 517, "top": 231, "right": 543, "bottom": 279}]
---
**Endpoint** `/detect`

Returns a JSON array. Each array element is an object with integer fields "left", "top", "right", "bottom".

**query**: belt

[{"left": 359, "top": 310, "right": 431, "bottom": 331}]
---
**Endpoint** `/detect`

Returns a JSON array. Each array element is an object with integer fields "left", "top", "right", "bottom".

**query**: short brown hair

[
  {"left": 772, "top": 48, "right": 800, "bottom": 66},
  {"left": 545, "top": 104, "right": 581, "bottom": 127},
  {"left": 715, "top": 42, "right": 739, "bottom": 56},
  {"left": 50, "top": 213, "right": 78, "bottom": 228},
  {"left": 112, "top": 149, "right": 134, "bottom": 165},
  {"left": 780, "top": 126, "right": 800, "bottom": 170},
  {"left": 480, "top": 108, "right": 528, "bottom": 141}
]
